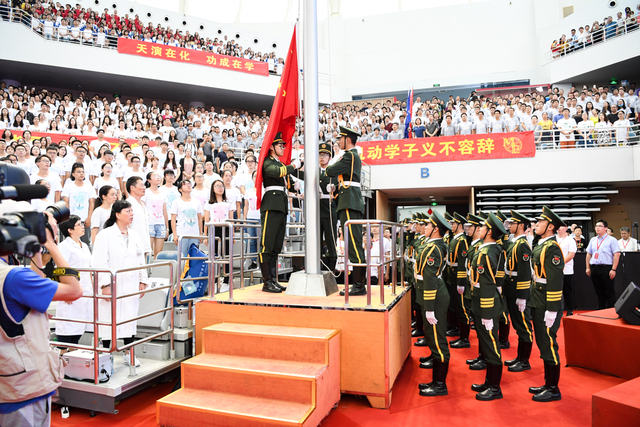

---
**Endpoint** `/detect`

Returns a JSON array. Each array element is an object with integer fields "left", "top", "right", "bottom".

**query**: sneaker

[
  {"left": 122, "top": 355, "right": 141, "bottom": 367},
  {"left": 219, "top": 282, "right": 230, "bottom": 293}
]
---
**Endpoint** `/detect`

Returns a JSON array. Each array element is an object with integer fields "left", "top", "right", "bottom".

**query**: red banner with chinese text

[
  {"left": 359, "top": 131, "right": 536, "bottom": 165},
  {"left": 117, "top": 38, "right": 269, "bottom": 76},
  {"left": 12, "top": 131, "right": 155, "bottom": 150}
]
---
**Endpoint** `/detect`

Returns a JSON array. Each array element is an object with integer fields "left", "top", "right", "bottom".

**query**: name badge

[
  {"left": 136, "top": 249, "right": 142, "bottom": 257},
  {"left": 594, "top": 253, "right": 599, "bottom": 260}
]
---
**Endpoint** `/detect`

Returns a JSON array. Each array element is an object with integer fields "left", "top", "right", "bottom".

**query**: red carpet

[{"left": 52, "top": 312, "right": 626, "bottom": 426}]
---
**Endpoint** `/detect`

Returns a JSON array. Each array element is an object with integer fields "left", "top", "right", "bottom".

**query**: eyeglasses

[
  {"left": 246, "top": 160, "right": 256, "bottom": 164},
  {"left": 213, "top": 184, "right": 225, "bottom": 189}
]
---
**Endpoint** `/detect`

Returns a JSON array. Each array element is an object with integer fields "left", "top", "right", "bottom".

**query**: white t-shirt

[
  {"left": 191, "top": 187, "right": 210, "bottom": 210},
  {"left": 61, "top": 180, "right": 97, "bottom": 221},
  {"left": 169, "top": 198, "right": 203, "bottom": 238},
  {"left": 160, "top": 185, "right": 181, "bottom": 211},
  {"left": 225, "top": 186, "right": 242, "bottom": 215},
  {"left": 145, "top": 188, "right": 168, "bottom": 226},
  {"left": 93, "top": 176, "right": 120, "bottom": 195},
  {"left": 30, "top": 172, "right": 62, "bottom": 203},
  {"left": 556, "top": 118, "right": 577, "bottom": 141},
  {"left": 557, "top": 235, "right": 578, "bottom": 275},
  {"left": 90, "top": 205, "right": 111, "bottom": 234},
  {"left": 205, "top": 200, "right": 233, "bottom": 222},
  {"left": 244, "top": 187, "right": 260, "bottom": 220},
  {"left": 16, "top": 160, "right": 35, "bottom": 175},
  {"left": 618, "top": 238, "right": 639, "bottom": 252}
]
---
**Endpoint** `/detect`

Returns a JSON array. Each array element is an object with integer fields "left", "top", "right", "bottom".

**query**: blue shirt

[
  {"left": 586, "top": 235, "right": 620, "bottom": 265},
  {"left": 0, "top": 268, "right": 59, "bottom": 414}
]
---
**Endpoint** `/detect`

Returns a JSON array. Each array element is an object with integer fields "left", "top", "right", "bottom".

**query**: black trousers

[
  {"left": 103, "top": 336, "right": 135, "bottom": 350},
  {"left": 563, "top": 274, "right": 575, "bottom": 311},
  {"left": 259, "top": 210, "right": 286, "bottom": 263},
  {"left": 590, "top": 264, "right": 616, "bottom": 309}
]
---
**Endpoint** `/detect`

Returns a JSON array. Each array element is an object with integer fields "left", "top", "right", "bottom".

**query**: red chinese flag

[{"left": 255, "top": 26, "right": 300, "bottom": 209}]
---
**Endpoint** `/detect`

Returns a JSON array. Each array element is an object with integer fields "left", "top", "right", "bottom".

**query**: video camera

[{"left": 0, "top": 163, "right": 70, "bottom": 257}]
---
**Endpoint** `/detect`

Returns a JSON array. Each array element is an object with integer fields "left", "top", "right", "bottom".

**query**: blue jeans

[
  {"left": 245, "top": 220, "right": 260, "bottom": 263},
  {"left": 576, "top": 135, "right": 594, "bottom": 148},
  {"left": 179, "top": 238, "right": 199, "bottom": 257}
]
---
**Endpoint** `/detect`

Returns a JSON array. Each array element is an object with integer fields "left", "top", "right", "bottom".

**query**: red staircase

[{"left": 157, "top": 323, "right": 341, "bottom": 427}]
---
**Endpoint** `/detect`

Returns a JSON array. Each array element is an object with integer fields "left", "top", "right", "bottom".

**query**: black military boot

[
  {"left": 533, "top": 363, "right": 562, "bottom": 402},
  {"left": 508, "top": 341, "right": 532, "bottom": 372},
  {"left": 529, "top": 363, "right": 549, "bottom": 394},
  {"left": 260, "top": 261, "right": 281, "bottom": 293},
  {"left": 420, "top": 359, "right": 449, "bottom": 396},
  {"left": 471, "top": 369, "right": 490, "bottom": 392},
  {"left": 419, "top": 354, "right": 433, "bottom": 364},
  {"left": 498, "top": 321, "right": 510, "bottom": 349},
  {"left": 340, "top": 267, "right": 367, "bottom": 296},
  {"left": 476, "top": 363, "right": 503, "bottom": 401},
  {"left": 450, "top": 322, "right": 471, "bottom": 348},
  {"left": 269, "top": 260, "right": 286, "bottom": 291}
]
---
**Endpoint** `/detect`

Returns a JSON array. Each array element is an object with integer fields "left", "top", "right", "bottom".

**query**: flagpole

[{"left": 302, "top": 0, "right": 320, "bottom": 275}]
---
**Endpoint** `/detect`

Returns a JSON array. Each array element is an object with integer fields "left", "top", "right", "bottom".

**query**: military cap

[
  {"left": 444, "top": 212, "right": 453, "bottom": 221},
  {"left": 536, "top": 206, "right": 566, "bottom": 229},
  {"left": 509, "top": 209, "right": 531, "bottom": 224},
  {"left": 467, "top": 213, "right": 484, "bottom": 226},
  {"left": 319, "top": 142, "right": 333, "bottom": 156},
  {"left": 410, "top": 213, "right": 418, "bottom": 223},
  {"left": 453, "top": 212, "right": 467, "bottom": 224},
  {"left": 495, "top": 210, "right": 507, "bottom": 222},
  {"left": 477, "top": 211, "right": 489, "bottom": 220},
  {"left": 485, "top": 212, "right": 508, "bottom": 237},
  {"left": 272, "top": 132, "right": 286, "bottom": 144},
  {"left": 338, "top": 126, "right": 361, "bottom": 143},
  {"left": 428, "top": 210, "right": 453, "bottom": 232}
]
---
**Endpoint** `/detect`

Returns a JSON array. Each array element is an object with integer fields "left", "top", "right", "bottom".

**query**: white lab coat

[
  {"left": 55, "top": 237, "right": 93, "bottom": 336},
  {"left": 91, "top": 225, "right": 150, "bottom": 340},
  {"left": 127, "top": 196, "right": 152, "bottom": 255}
]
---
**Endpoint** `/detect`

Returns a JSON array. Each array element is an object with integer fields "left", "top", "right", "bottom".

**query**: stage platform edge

[{"left": 195, "top": 283, "right": 412, "bottom": 409}]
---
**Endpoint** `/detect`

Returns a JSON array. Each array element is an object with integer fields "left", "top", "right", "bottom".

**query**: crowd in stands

[
  {"left": 0, "top": 0, "right": 284, "bottom": 67},
  {"left": 550, "top": 4, "right": 639, "bottom": 58}
]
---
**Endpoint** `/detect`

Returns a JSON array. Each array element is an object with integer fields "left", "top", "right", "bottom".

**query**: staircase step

[
  {"left": 157, "top": 388, "right": 311, "bottom": 427},
  {"left": 203, "top": 323, "right": 338, "bottom": 364},
  {"left": 181, "top": 353, "right": 324, "bottom": 404}
]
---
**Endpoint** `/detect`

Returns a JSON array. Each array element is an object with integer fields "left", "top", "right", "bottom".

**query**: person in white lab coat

[
  {"left": 125, "top": 176, "right": 152, "bottom": 258},
  {"left": 56, "top": 215, "right": 93, "bottom": 348},
  {"left": 91, "top": 200, "right": 150, "bottom": 367}
]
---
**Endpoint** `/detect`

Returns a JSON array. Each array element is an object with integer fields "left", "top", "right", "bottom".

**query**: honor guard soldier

[
  {"left": 464, "top": 214, "right": 487, "bottom": 370},
  {"left": 470, "top": 213, "right": 507, "bottom": 401},
  {"left": 406, "top": 216, "right": 424, "bottom": 338},
  {"left": 413, "top": 214, "right": 432, "bottom": 350},
  {"left": 417, "top": 211, "right": 452, "bottom": 397},
  {"left": 503, "top": 210, "right": 535, "bottom": 373},
  {"left": 326, "top": 126, "right": 367, "bottom": 296},
  {"left": 495, "top": 210, "right": 511, "bottom": 350},
  {"left": 448, "top": 212, "right": 471, "bottom": 349},
  {"left": 442, "top": 212, "right": 459, "bottom": 338},
  {"left": 259, "top": 132, "right": 303, "bottom": 293},
  {"left": 319, "top": 142, "right": 338, "bottom": 273},
  {"left": 528, "top": 206, "right": 565, "bottom": 402}
]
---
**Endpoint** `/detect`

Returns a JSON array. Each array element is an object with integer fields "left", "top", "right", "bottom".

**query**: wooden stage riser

[{"left": 195, "top": 291, "right": 412, "bottom": 409}]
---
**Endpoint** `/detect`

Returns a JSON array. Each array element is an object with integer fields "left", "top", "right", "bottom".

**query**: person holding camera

[
  {"left": 55, "top": 215, "right": 93, "bottom": 348},
  {"left": 0, "top": 211, "right": 83, "bottom": 427},
  {"left": 91, "top": 200, "right": 150, "bottom": 367}
]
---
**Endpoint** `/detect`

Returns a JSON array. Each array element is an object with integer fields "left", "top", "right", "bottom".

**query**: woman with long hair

[
  {"left": 595, "top": 112, "right": 612, "bottom": 146},
  {"left": 56, "top": 215, "right": 93, "bottom": 348},
  {"left": 145, "top": 171, "right": 169, "bottom": 258},
  {"left": 142, "top": 148, "right": 155, "bottom": 170},
  {"left": 91, "top": 184, "right": 118, "bottom": 244},
  {"left": 163, "top": 149, "right": 179, "bottom": 172},
  {"left": 204, "top": 178, "right": 233, "bottom": 290},
  {"left": 91, "top": 199, "right": 150, "bottom": 366}
]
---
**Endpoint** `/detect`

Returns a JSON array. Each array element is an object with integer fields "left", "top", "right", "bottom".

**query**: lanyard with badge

[{"left": 594, "top": 235, "right": 607, "bottom": 259}]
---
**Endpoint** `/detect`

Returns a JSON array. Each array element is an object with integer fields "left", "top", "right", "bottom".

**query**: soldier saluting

[{"left": 326, "top": 126, "right": 367, "bottom": 296}]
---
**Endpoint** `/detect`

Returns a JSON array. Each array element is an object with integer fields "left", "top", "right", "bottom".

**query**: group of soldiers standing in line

[{"left": 404, "top": 206, "right": 566, "bottom": 402}]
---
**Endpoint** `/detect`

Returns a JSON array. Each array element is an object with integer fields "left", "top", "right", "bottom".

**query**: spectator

[
  {"left": 90, "top": 184, "right": 118, "bottom": 244},
  {"left": 612, "top": 110, "right": 631, "bottom": 145},
  {"left": 556, "top": 225, "right": 577, "bottom": 316},
  {"left": 576, "top": 112, "right": 594, "bottom": 148},
  {"left": 145, "top": 171, "right": 169, "bottom": 258},
  {"left": 555, "top": 108, "right": 577, "bottom": 148},
  {"left": 388, "top": 122, "right": 403, "bottom": 140},
  {"left": 573, "top": 225, "right": 587, "bottom": 252},
  {"left": 126, "top": 176, "right": 152, "bottom": 258},
  {"left": 585, "top": 219, "right": 621, "bottom": 309},
  {"left": 170, "top": 180, "right": 203, "bottom": 257},
  {"left": 62, "top": 162, "right": 96, "bottom": 245},
  {"left": 618, "top": 226, "right": 638, "bottom": 252}
]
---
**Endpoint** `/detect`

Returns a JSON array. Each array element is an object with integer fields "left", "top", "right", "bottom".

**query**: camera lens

[{"left": 45, "top": 201, "right": 70, "bottom": 223}]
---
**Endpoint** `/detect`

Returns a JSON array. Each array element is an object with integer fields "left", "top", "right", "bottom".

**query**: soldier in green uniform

[
  {"left": 413, "top": 214, "right": 431, "bottom": 350},
  {"left": 406, "top": 216, "right": 425, "bottom": 339},
  {"left": 259, "top": 132, "right": 303, "bottom": 293},
  {"left": 326, "top": 126, "right": 367, "bottom": 296},
  {"left": 503, "top": 210, "right": 535, "bottom": 373},
  {"left": 448, "top": 213, "right": 472, "bottom": 349},
  {"left": 470, "top": 213, "right": 508, "bottom": 401},
  {"left": 495, "top": 210, "right": 511, "bottom": 350},
  {"left": 416, "top": 211, "right": 452, "bottom": 397},
  {"left": 442, "top": 212, "right": 459, "bottom": 338},
  {"left": 528, "top": 206, "right": 565, "bottom": 402},
  {"left": 319, "top": 142, "right": 338, "bottom": 273},
  {"left": 464, "top": 214, "right": 487, "bottom": 370}
]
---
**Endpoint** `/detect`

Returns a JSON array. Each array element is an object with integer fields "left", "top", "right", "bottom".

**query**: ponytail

[
  {"left": 104, "top": 199, "right": 131, "bottom": 229},
  {"left": 95, "top": 185, "right": 114, "bottom": 209}
]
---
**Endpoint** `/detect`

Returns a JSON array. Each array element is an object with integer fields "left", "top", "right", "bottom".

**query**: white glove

[
  {"left": 497, "top": 286, "right": 502, "bottom": 294},
  {"left": 426, "top": 311, "right": 438, "bottom": 325},
  {"left": 482, "top": 318, "right": 494, "bottom": 331},
  {"left": 293, "top": 181, "right": 302, "bottom": 191},
  {"left": 326, "top": 183, "right": 336, "bottom": 193},
  {"left": 544, "top": 310, "right": 557, "bottom": 328},
  {"left": 291, "top": 158, "right": 301, "bottom": 169},
  {"left": 457, "top": 285, "right": 465, "bottom": 295},
  {"left": 516, "top": 298, "right": 527, "bottom": 312}
]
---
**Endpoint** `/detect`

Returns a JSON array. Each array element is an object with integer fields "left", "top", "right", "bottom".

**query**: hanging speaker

[{"left": 615, "top": 282, "right": 640, "bottom": 326}]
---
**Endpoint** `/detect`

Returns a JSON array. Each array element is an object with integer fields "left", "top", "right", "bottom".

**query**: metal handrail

[
  {"left": 343, "top": 220, "right": 405, "bottom": 308},
  {"left": 48, "top": 261, "right": 175, "bottom": 384},
  {"left": 205, "top": 221, "right": 235, "bottom": 300}
]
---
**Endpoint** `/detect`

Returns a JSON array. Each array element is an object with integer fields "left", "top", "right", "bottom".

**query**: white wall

[{"left": 369, "top": 145, "right": 640, "bottom": 191}]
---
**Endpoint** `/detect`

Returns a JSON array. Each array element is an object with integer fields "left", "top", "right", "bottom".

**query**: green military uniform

[
  {"left": 259, "top": 133, "right": 302, "bottom": 293},
  {"left": 319, "top": 142, "right": 338, "bottom": 271},
  {"left": 494, "top": 210, "right": 511, "bottom": 348},
  {"left": 528, "top": 206, "right": 564, "bottom": 402},
  {"left": 448, "top": 213, "right": 471, "bottom": 348},
  {"left": 417, "top": 211, "right": 452, "bottom": 397},
  {"left": 326, "top": 126, "right": 367, "bottom": 295},
  {"left": 413, "top": 214, "right": 430, "bottom": 343},
  {"left": 469, "top": 213, "right": 508, "bottom": 401},
  {"left": 503, "top": 210, "right": 535, "bottom": 373}
]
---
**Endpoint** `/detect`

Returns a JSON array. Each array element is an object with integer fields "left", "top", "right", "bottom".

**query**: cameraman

[{"left": 0, "top": 211, "right": 83, "bottom": 427}]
